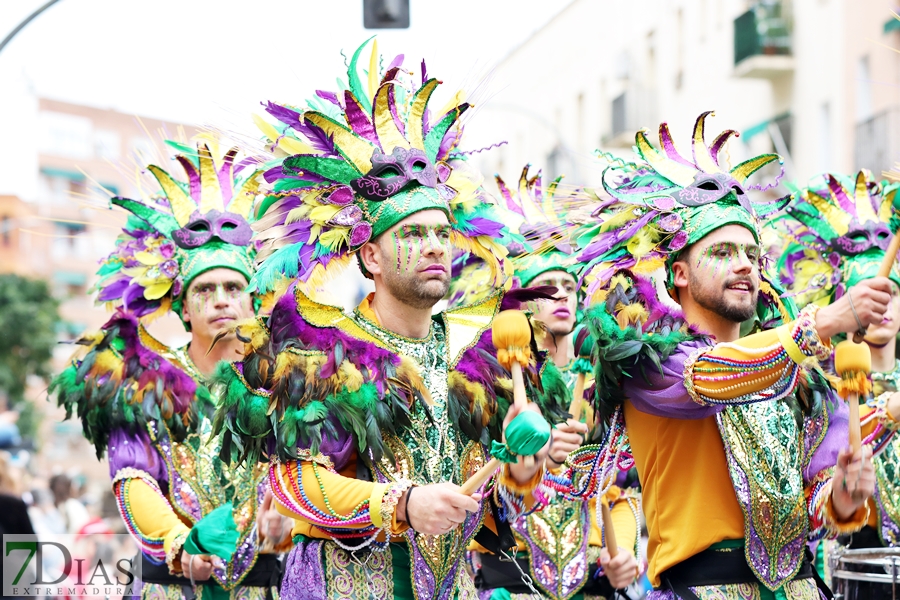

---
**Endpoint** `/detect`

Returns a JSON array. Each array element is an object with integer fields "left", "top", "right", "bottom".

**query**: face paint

[
  {"left": 695, "top": 241, "right": 760, "bottom": 276},
  {"left": 187, "top": 281, "right": 247, "bottom": 313},
  {"left": 389, "top": 224, "right": 451, "bottom": 274}
]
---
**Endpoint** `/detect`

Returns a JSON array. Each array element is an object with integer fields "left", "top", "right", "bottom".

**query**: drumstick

[
  {"left": 492, "top": 310, "right": 535, "bottom": 468},
  {"left": 460, "top": 458, "right": 500, "bottom": 496},
  {"left": 852, "top": 231, "right": 900, "bottom": 342},
  {"left": 600, "top": 501, "right": 619, "bottom": 559},
  {"left": 568, "top": 326, "right": 595, "bottom": 421},
  {"left": 570, "top": 373, "right": 586, "bottom": 423},
  {"left": 834, "top": 340, "right": 872, "bottom": 456}
]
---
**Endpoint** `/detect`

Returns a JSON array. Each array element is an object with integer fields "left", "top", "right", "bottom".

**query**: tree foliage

[{"left": 0, "top": 274, "right": 60, "bottom": 411}]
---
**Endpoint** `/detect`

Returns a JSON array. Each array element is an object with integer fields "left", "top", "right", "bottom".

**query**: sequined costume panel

[
  {"left": 717, "top": 401, "right": 808, "bottom": 591},
  {"left": 140, "top": 583, "right": 278, "bottom": 600},
  {"left": 149, "top": 345, "right": 269, "bottom": 591},
  {"left": 512, "top": 497, "right": 589, "bottom": 599},
  {"left": 872, "top": 363, "right": 900, "bottom": 545}
]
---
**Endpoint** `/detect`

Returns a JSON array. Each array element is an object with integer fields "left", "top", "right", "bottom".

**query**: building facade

[{"left": 466, "top": 0, "right": 900, "bottom": 190}]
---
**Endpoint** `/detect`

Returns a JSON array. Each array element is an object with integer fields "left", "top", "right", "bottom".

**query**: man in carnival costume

[
  {"left": 212, "top": 40, "right": 576, "bottom": 599},
  {"left": 773, "top": 170, "right": 900, "bottom": 598},
  {"left": 453, "top": 167, "right": 641, "bottom": 599},
  {"left": 571, "top": 112, "right": 883, "bottom": 600},
  {"left": 51, "top": 141, "right": 292, "bottom": 600}
]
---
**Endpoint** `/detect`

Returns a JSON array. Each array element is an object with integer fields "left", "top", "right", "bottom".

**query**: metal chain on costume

[{"left": 499, "top": 549, "right": 543, "bottom": 599}]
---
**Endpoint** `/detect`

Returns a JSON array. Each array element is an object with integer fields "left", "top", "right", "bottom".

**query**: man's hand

[
  {"left": 548, "top": 419, "right": 589, "bottom": 468},
  {"left": 503, "top": 402, "right": 550, "bottom": 484},
  {"left": 831, "top": 445, "right": 875, "bottom": 519},
  {"left": 179, "top": 550, "right": 221, "bottom": 581},
  {"left": 599, "top": 547, "right": 639, "bottom": 589},
  {"left": 258, "top": 489, "right": 292, "bottom": 551},
  {"left": 816, "top": 278, "right": 892, "bottom": 340},
  {"left": 396, "top": 483, "right": 481, "bottom": 536}
]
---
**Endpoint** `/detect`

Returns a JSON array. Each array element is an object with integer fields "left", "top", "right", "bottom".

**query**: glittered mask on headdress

[
  {"left": 772, "top": 170, "right": 900, "bottom": 306},
  {"left": 172, "top": 209, "right": 254, "bottom": 248},
  {"left": 350, "top": 147, "right": 454, "bottom": 201},
  {"left": 94, "top": 142, "right": 261, "bottom": 326},
  {"left": 248, "top": 38, "right": 518, "bottom": 293}
]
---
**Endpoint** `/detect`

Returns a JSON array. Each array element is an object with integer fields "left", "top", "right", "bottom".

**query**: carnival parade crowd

[{"left": 43, "top": 37, "right": 900, "bottom": 600}]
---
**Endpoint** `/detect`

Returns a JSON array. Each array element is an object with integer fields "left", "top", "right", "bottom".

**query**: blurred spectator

[
  {"left": 0, "top": 452, "right": 34, "bottom": 536},
  {"left": 0, "top": 411, "right": 22, "bottom": 449},
  {"left": 45, "top": 473, "right": 90, "bottom": 534}
]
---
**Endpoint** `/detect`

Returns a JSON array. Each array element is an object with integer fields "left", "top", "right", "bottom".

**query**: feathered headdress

[
  {"left": 574, "top": 111, "right": 787, "bottom": 303},
  {"left": 448, "top": 165, "right": 574, "bottom": 307},
  {"left": 95, "top": 142, "right": 261, "bottom": 326},
  {"left": 248, "top": 37, "right": 517, "bottom": 294},
  {"left": 773, "top": 170, "right": 900, "bottom": 306}
]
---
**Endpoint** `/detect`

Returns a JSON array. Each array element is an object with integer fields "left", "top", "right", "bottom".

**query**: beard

[
  {"left": 381, "top": 266, "right": 449, "bottom": 310},
  {"left": 689, "top": 270, "right": 757, "bottom": 323}
]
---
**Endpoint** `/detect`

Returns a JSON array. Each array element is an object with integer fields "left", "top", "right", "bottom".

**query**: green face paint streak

[{"left": 696, "top": 242, "right": 761, "bottom": 276}]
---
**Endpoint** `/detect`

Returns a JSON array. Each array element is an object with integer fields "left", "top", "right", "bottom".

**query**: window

[
  {"left": 856, "top": 56, "right": 873, "bottom": 122},
  {"left": 39, "top": 169, "right": 86, "bottom": 207},
  {"left": 94, "top": 129, "right": 121, "bottom": 161},
  {"left": 51, "top": 223, "right": 88, "bottom": 260},
  {"left": 38, "top": 111, "right": 93, "bottom": 159},
  {"left": 1, "top": 215, "right": 9, "bottom": 246}
]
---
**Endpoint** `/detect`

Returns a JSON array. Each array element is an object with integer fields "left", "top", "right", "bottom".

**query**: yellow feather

[
  {"left": 615, "top": 302, "right": 649, "bottom": 329},
  {"left": 368, "top": 38, "right": 379, "bottom": 101}
]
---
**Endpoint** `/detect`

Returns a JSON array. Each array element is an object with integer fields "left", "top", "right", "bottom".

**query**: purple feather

[
  {"left": 386, "top": 54, "right": 404, "bottom": 72},
  {"left": 459, "top": 216, "right": 506, "bottom": 237},
  {"left": 297, "top": 118, "right": 338, "bottom": 155},
  {"left": 218, "top": 148, "right": 238, "bottom": 205},
  {"left": 343, "top": 91, "right": 378, "bottom": 143},
  {"left": 175, "top": 156, "right": 201, "bottom": 202},
  {"left": 98, "top": 278, "right": 129, "bottom": 302},
  {"left": 578, "top": 210, "right": 658, "bottom": 263},
  {"left": 264, "top": 101, "right": 304, "bottom": 131},
  {"left": 315, "top": 90, "right": 340, "bottom": 107},
  {"left": 421, "top": 59, "right": 428, "bottom": 86}
]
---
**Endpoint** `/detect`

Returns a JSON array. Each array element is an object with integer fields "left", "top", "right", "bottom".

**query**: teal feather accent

[
  {"left": 424, "top": 104, "right": 470, "bottom": 162},
  {"left": 248, "top": 245, "right": 305, "bottom": 294},
  {"left": 347, "top": 36, "right": 376, "bottom": 115}
]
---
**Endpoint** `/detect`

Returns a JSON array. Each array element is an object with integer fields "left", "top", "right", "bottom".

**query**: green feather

[{"left": 347, "top": 37, "right": 376, "bottom": 115}]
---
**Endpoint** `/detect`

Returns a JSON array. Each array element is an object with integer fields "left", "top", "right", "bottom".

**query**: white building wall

[{"left": 467, "top": 0, "right": 900, "bottom": 194}]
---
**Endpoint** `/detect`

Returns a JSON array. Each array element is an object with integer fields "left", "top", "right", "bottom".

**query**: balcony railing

[
  {"left": 854, "top": 108, "right": 900, "bottom": 178},
  {"left": 734, "top": 3, "right": 791, "bottom": 67}
]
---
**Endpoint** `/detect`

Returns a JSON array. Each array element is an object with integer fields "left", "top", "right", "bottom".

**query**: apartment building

[{"left": 466, "top": 0, "right": 900, "bottom": 190}]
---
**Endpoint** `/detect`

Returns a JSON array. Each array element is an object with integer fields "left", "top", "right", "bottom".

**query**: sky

[{"left": 0, "top": 0, "right": 573, "bottom": 136}]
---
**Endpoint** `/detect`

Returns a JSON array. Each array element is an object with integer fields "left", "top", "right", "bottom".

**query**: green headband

[{"left": 515, "top": 250, "right": 577, "bottom": 288}]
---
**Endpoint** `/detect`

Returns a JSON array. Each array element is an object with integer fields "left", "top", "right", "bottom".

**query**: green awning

[
  {"left": 885, "top": 15, "right": 900, "bottom": 34},
  {"left": 53, "top": 270, "right": 87, "bottom": 285},
  {"left": 40, "top": 166, "right": 85, "bottom": 181},
  {"left": 742, "top": 112, "right": 791, "bottom": 141}
]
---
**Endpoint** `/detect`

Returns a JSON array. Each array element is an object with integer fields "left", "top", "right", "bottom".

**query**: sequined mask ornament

[
  {"left": 172, "top": 209, "right": 254, "bottom": 248},
  {"left": 772, "top": 170, "right": 900, "bottom": 308},
  {"left": 351, "top": 146, "right": 454, "bottom": 201}
]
